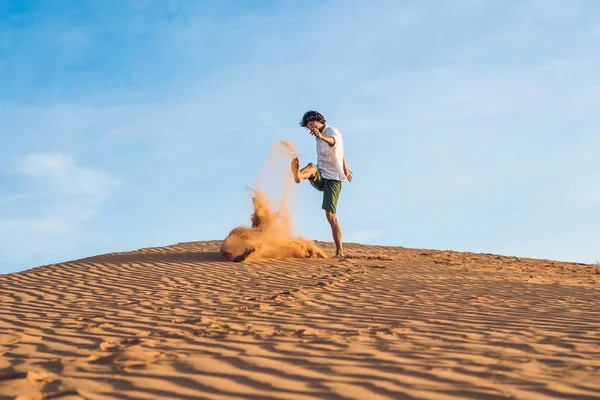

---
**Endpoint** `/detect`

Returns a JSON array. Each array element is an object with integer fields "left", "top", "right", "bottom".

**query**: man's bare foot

[
  {"left": 291, "top": 157, "right": 301, "bottom": 183},
  {"left": 334, "top": 252, "right": 344, "bottom": 259}
]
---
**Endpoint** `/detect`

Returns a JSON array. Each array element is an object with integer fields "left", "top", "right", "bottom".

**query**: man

[{"left": 291, "top": 110, "right": 353, "bottom": 258}]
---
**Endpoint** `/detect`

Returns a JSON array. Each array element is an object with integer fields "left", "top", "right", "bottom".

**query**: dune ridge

[{"left": 1, "top": 240, "right": 599, "bottom": 399}]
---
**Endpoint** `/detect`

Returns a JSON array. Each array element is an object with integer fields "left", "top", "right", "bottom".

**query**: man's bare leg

[
  {"left": 291, "top": 157, "right": 318, "bottom": 183},
  {"left": 326, "top": 211, "right": 343, "bottom": 257}
]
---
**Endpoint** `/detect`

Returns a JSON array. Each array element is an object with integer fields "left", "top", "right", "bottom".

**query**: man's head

[{"left": 300, "top": 110, "right": 326, "bottom": 131}]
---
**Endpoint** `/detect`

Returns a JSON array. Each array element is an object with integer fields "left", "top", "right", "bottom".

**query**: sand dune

[{"left": 1, "top": 241, "right": 599, "bottom": 399}]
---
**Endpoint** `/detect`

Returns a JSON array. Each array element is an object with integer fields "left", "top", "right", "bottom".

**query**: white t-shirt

[{"left": 316, "top": 125, "right": 347, "bottom": 182}]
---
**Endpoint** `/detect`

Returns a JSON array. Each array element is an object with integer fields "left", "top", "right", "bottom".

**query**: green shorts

[{"left": 309, "top": 169, "right": 342, "bottom": 214}]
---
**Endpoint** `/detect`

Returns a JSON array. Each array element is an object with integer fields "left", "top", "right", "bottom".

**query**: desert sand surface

[{"left": 1, "top": 240, "right": 599, "bottom": 400}]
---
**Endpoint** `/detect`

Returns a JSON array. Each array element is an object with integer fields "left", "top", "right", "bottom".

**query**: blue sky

[{"left": 1, "top": 0, "right": 599, "bottom": 273}]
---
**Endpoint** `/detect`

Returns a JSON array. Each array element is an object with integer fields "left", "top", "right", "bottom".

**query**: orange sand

[
  {"left": 221, "top": 141, "right": 326, "bottom": 262},
  {"left": 1, "top": 241, "right": 598, "bottom": 399}
]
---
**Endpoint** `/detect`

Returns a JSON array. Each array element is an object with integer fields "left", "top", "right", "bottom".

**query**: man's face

[{"left": 307, "top": 120, "right": 324, "bottom": 131}]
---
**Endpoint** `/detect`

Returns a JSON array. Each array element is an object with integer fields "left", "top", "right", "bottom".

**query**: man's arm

[
  {"left": 343, "top": 157, "right": 353, "bottom": 182},
  {"left": 311, "top": 127, "right": 336, "bottom": 147},
  {"left": 320, "top": 135, "right": 335, "bottom": 147}
]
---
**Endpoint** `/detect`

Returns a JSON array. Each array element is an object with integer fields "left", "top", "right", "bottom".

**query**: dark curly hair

[{"left": 300, "top": 110, "right": 326, "bottom": 127}]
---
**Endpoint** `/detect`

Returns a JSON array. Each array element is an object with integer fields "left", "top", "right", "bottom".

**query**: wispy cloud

[
  {"left": 14, "top": 153, "right": 115, "bottom": 198},
  {"left": 0, "top": 153, "right": 115, "bottom": 272},
  {"left": 0, "top": 194, "right": 35, "bottom": 204}
]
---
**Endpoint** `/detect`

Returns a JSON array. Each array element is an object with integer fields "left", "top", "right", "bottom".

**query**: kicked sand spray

[{"left": 220, "top": 141, "right": 326, "bottom": 262}]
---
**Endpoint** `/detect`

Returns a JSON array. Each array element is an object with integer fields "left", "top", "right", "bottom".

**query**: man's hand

[
  {"left": 311, "top": 127, "right": 335, "bottom": 146},
  {"left": 343, "top": 157, "right": 352, "bottom": 182},
  {"left": 310, "top": 127, "right": 323, "bottom": 140},
  {"left": 344, "top": 165, "right": 353, "bottom": 182}
]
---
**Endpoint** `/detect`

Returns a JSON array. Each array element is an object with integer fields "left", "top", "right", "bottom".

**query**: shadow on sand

[{"left": 82, "top": 251, "right": 228, "bottom": 265}]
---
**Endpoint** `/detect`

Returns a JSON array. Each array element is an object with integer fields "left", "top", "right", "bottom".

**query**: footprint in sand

[
  {"left": 26, "top": 369, "right": 58, "bottom": 384},
  {"left": 0, "top": 333, "right": 42, "bottom": 346},
  {"left": 89, "top": 337, "right": 172, "bottom": 370},
  {"left": 0, "top": 369, "right": 27, "bottom": 382},
  {"left": 0, "top": 369, "right": 75, "bottom": 400},
  {"left": 98, "top": 337, "right": 148, "bottom": 352},
  {"left": 0, "top": 333, "right": 24, "bottom": 345}
]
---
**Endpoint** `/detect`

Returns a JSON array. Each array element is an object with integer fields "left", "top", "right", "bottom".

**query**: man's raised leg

[{"left": 291, "top": 157, "right": 318, "bottom": 183}]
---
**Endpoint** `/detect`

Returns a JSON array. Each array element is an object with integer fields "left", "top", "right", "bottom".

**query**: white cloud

[
  {"left": 0, "top": 194, "right": 35, "bottom": 204},
  {"left": 14, "top": 153, "right": 115, "bottom": 198},
  {"left": 0, "top": 217, "right": 74, "bottom": 236},
  {"left": 0, "top": 153, "right": 115, "bottom": 272}
]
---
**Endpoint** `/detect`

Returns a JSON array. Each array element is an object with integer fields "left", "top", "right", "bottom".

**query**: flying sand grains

[{"left": 221, "top": 141, "right": 326, "bottom": 262}]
